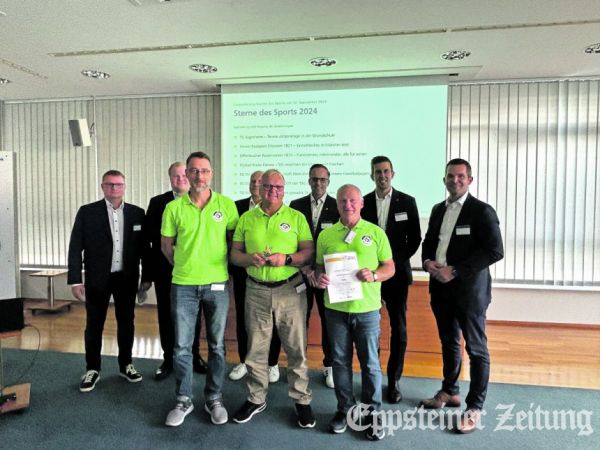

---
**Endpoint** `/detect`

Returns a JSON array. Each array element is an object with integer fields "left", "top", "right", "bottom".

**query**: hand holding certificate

[{"left": 323, "top": 251, "right": 363, "bottom": 303}]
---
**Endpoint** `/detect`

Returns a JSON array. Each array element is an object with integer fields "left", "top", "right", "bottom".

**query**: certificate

[{"left": 323, "top": 251, "right": 363, "bottom": 303}]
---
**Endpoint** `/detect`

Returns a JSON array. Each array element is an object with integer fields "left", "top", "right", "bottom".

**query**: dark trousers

[
  {"left": 155, "top": 274, "right": 203, "bottom": 367},
  {"left": 232, "top": 269, "right": 281, "bottom": 366},
  {"left": 85, "top": 272, "right": 137, "bottom": 371},
  {"left": 381, "top": 281, "right": 409, "bottom": 389},
  {"left": 430, "top": 288, "right": 490, "bottom": 410},
  {"left": 305, "top": 283, "right": 332, "bottom": 367}
]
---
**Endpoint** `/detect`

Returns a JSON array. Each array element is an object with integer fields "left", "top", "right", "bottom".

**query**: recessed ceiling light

[
  {"left": 0, "top": 77, "right": 10, "bottom": 85},
  {"left": 81, "top": 69, "right": 111, "bottom": 79},
  {"left": 309, "top": 57, "right": 336, "bottom": 67},
  {"left": 584, "top": 43, "right": 600, "bottom": 54},
  {"left": 189, "top": 64, "right": 217, "bottom": 73},
  {"left": 441, "top": 50, "right": 471, "bottom": 61}
]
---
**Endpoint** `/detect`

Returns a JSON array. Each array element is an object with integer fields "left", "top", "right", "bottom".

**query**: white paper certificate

[{"left": 323, "top": 251, "right": 363, "bottom": 303}]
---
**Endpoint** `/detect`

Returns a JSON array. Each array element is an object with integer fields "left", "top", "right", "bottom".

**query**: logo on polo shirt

[
  {"left": 279, "top": 222, "right": 291, "bottom": 232},
  {"left": 212, "top": 211, "right": 223, "bottom": 222},
  {"left": 361, "top": 235, "right": 373, "bottom": 246}
]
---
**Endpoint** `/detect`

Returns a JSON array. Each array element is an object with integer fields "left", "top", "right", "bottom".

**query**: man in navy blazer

[
  {"left": 228, "top": 171, "right": 282, "bottom": 383},
  {"left": 145, "top": 162, "right": 207, "bottom": 380},
  {"left": 289, "top": 164, "right": 340, "bottom": 388},
  {"left": 421, "top": 158, "right": 504, "bottom": 434},
  {"left": 362, "top": 156, "right": 421, "bottom": 403},
  {"left": 68, "top": 169, "right": 150, "bottom": 392}
]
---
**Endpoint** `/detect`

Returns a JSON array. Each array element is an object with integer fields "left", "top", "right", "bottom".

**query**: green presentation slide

[{"left": 222, "top": 84, "right": 447, "bottom": 216}]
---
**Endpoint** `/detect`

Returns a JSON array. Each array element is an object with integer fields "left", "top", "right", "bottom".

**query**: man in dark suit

[
  {"left": 145, "top": 162, "right": 207, "bottom": 381},
  {"left": 228, "top": 171, "right": 283, "bottom": 383},
  {"left": 420, "top": 158, "right": 504, "bottom": 434},
  {"left": 362, "top": 156, "right": 421, "bottom": 403},
  {"left": 68, "top": 169, "right": 150, "bottom": 392},
  {"left": 289, "top": 163, "right": 339, "bottom": 388}
]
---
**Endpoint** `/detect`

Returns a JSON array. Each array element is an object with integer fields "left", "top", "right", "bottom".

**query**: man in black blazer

[
  {"left": 362, "top": 156, "right": 421, "bottom": 403},
  {"left": 421, "top": 158, "right": 503, "bottom": 434},
  {"left": 68, "top": 169, "right": 150, "bottom": 392},
  {"left": 145, "top": 162, "right": 207, "bottom": 380},
  {"left": 228, "top": 171, "right": 282, "bottom": 383},
  {"left": 289, "top": 164, "right": 339, "bottom": 388}
]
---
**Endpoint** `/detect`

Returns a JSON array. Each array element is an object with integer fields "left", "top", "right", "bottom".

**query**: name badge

[
  {"left": 344, "top": 230, "right": 356, "bottom": 244},
  {"left": 211, "top": 284, "right": 225, "bottom": 291},
  {"left": 321, "top": 222, "right": 333, "bottom": 229},
  {"left": 395, "top": 212, "right": 408, "bottom": 222},
  {"left": 295, "top": 283, "right": 307, "bottom": 294},
  {"left": 133, "top": 224, "right": 142, "bottom": 231},
  {"left": 456, "top": 226, "right": 471, "bottom": 236}
]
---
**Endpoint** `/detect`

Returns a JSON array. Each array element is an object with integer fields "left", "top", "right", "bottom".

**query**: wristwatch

[
  {"left": 285, "top": 254, "right": 293, "bottom": 266},
  {"left": 372, "top": 271, "right": 378, "bottom": 282}
]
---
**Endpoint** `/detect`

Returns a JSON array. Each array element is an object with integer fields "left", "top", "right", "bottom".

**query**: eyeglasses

[
  {"left": 102, "top": 183, "right": 124, "bottom": 189},
  {"left": 262, "top": 184, "right": 284, "bottom": 192},
  {"left": 310, "top": 177, "right": 329, "bottom": 183},
  {"left": 186, "top": 168, "right": 212, "bottom": 176}
]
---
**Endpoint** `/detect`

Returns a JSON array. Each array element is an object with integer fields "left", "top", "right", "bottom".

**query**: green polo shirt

[
  {"left": 316, "top": 219, "right": 392, "bottom": 313},
  {"left": 233, "top": 203, "right": 312, "bottom": 282},
  {"left": 161, "top": 191, "right": 238, "bottom": 285}
]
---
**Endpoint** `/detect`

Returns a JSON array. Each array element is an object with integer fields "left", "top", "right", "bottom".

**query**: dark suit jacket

[
  {"left": 235, "top": 197, "right": 252, "bottom": 217},
  {"left": 230, "top": 197, "right": 254, "bottom": 278},
  {"left": 145, "top": 191, "right": 176, "bottom": 282},
  {"left": 362, "top": 188, "right": 421, "bottom": 285},
  {"left": 421, "top": 193, "right": 504, "bottom": 309},
  {"left": 67, "top": 199, "right": 148, "bottom": 290},
  {"left": 289, "top": 194, "right": 339, "bottom": 241}
]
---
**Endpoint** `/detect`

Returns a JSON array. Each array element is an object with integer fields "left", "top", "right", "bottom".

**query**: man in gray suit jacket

[
  {"left": 421, "top": 158, "right": 504, "bottom": 434},
  {"left": 68, "top": 169, "right": 150, "bottom": 393}
]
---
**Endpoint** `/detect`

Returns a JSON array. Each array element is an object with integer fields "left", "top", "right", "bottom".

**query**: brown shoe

[
  {"left": 419, "top": 390, "right": 461, "bottom": 409},
  {"left": 456, "top": 409, "right": 482, "bottom": 434}
]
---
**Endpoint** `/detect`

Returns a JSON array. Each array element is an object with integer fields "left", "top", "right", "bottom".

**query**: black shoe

[
  {"left": 119, "top": 364, "right": 143, "bottom": 383},
  {"left": 154, "top": 361, "right": 172, "bottom": 381},
  {"left": 233, "top": 400, "right": 267, "bottom": 423},
  {"left": 365, "top": 410, "right": 385, "bottom": 441},
  {"left": 80, "top": 370, "right": 100, "bottom": 393},
  {"left": 193, "top": 356, "right": 208, "bottom": 374},
  {"left": 386, "top": 386, "right": 402, "bottom": 403},
  {"left": 329, "top": 411, "right": 347, "bottom": 434},
  {"left": 295, "top": 404, "right": 316, "bottom": 428}
]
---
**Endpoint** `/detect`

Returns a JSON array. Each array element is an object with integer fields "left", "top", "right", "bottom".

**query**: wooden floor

[{"left": 3, "top": 300, "right": 599, "bottom": 390}]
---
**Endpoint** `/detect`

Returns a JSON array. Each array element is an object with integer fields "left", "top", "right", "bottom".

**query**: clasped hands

[
  {"left": 424, "top": 260, "right": 456, "bottom": 283},
  {"left": 250, "top": 252, "right": 286, "bottom": 267}
]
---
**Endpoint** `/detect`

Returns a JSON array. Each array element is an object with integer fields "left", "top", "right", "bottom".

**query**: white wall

[{"left": 489, "top": 286, "right": 600, "bottom": 325}]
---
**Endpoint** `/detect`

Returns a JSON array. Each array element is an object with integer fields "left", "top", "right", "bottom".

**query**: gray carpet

[{"left": 1, "top": 348, "right": 598, "bottom": 449}]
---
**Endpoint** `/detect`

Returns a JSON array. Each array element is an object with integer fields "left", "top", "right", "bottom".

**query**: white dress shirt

[
  {"left": 106, "top": 199, "right": 125, "bottom": 273},
  {"left": 435, "top": 191, "right": 469, "bottom": 266},
  {"left": 311, "top": 193, "right": 327, "bottom": 230},
  {"left": 375, "top": 189, "right": 392, "bottom": 231}
]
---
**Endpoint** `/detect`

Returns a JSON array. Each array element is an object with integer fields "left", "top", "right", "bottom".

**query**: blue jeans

[
  {"left": 325, "top": 308, "right": 382, "bottom": 413},
  {"left": 171, "top": 283, "right": 229, "bottom": 401}
]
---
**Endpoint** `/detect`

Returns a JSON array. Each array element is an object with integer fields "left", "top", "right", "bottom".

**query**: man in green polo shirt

[
  {"left": 315, "top": 184, "right": 395, "bottom": 441},
  {"left": 160, "top": 151, "right": 238, "bottom": 427},
  {"left": 230, "top": 169, "right": 316, "bottom": 429}
]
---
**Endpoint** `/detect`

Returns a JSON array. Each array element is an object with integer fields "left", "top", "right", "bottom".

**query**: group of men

[{"left": 67, "top": 152, "right": 503, "bottom": 439}]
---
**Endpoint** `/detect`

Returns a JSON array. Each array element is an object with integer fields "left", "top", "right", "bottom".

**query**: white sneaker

[
  {"left": 323, "top": 366, "right": 334, "bottom": 389},
  {"left": 268, "top": 365, "right": 280, "bottom": 383},
  {"left": 204, "top": 399, "right": 228, "bottom": 425},
  {"left": 165, "top": 396, "right": 194, "bottom": 427},
  {"left": 229, "top": 363, "right": 248, "bottom": 381}
]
